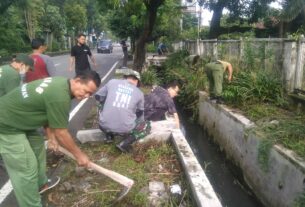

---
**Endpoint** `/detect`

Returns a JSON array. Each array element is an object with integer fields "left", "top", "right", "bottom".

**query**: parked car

[{"left": 97, "top": 39, "right": 113, "bottom": 53}]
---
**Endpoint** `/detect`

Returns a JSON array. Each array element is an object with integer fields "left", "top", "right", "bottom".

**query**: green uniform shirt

[
  {"left": 217, "top": 60, "right": 230, "bottom": 71},
  {"left": 0, "top": 65, "right": 21, "bottom": 97},
  {"left": 0, "top": 77, "right": 72, "bottom": 134}
]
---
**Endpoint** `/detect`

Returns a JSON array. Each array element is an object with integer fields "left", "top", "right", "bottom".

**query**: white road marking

[
  {"left": 0, "top": 181, "right": 13, "bottom": 204},
  {"left": 0, "top": 60, "right": 119, "bottom": 204},
  {"left": 69, "top": 60, "right": 119, "bottom": 121}
]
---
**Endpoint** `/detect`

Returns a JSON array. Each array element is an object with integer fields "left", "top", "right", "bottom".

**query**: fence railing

[{"left": 173, "top": 38, "right": 305, "bottom": 92}]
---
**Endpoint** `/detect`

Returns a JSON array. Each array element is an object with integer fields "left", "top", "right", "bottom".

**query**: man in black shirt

[
  {"left": 69, "top": 34, "right": 97, "bottom": 75},
  {"left": 120, "top": 40, "right": 128, "bottom": 67},
  {"left": 144, "top": 81, "right": 180, "bottom": 128}
]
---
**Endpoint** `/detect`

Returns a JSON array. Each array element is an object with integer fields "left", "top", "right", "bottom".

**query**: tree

[
  {"left": 64, "top": 3, "right": 87, "bottom": 35},
  {"left": 39, "top": 4, "right": 65, "bottom": 50},
  {"left": 0, "top": 0, "right": 23, "bottom": 13},
  {"left": 202, "top": 0, "right": 275, "bottom": 38},
  {"left": 0, "top": 5, "right": 29, "bottom": 55},
  {"left": 279, "top": 0, "right": 305, "bottom": 37},
  {"left": 105, "top": 0, "right": 179, "bottom": 71},
  {"left": 132, "top": 0, "right": 165, "bottom": 71},
  {"left": 17, "top": 0, "right": 44, "bottom": 41}
]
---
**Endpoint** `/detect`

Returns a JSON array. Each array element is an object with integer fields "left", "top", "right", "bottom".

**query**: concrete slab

[{"left": 76, "top": 120, "right": 175, "bottom": 144}]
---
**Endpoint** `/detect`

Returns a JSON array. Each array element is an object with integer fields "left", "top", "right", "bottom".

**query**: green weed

[
  {"left": 294, "top": 190, "right": 305, "bottom": 207},
  {"left": 141, "top": 69, "right": 159, "bottom": 86},
  {"left": 257, "top": 137, "right": 274, "bottom": 172}
]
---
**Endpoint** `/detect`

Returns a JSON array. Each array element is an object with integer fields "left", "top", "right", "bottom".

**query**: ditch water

[{"left": 178, "top": 108, "right": 264, "bottom": 207}]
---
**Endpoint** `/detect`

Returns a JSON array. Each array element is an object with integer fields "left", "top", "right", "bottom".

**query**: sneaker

[{"left": 39, "top": 176, "right": 60, "bottom": 194}]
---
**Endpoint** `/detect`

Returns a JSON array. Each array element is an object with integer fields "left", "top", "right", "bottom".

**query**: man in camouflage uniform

[{"left": 205, "top": 60, "right": 233, "bottom": 104}]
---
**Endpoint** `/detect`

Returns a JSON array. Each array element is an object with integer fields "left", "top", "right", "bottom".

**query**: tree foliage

[{"left": 64, "top": 3, "right": 87, "bottom": 34}]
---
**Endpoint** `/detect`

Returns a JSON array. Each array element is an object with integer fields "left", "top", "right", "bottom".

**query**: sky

[{"left": 184, "top": 0, "right": 283, "bottom": 26}]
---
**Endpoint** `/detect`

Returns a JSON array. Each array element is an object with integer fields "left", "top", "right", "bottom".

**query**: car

[{"left": 97, "top": 39, "right": 113, "bottom": 53}]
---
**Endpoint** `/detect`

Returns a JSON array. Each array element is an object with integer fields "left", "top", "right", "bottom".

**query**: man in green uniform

[
  {"left": 0, "top": 70, "right": 101, "bottom": 207},
  {"left": 0, "top": 53, "right": 34, "bottom": 97},
  {"left": 205, "top": 60, "right": 233, "bottom": 104}
]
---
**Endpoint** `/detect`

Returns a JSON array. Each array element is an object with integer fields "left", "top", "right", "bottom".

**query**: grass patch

[
  {"left": 46, "top": 105, "right": 193, "bottom": 206},
  {"left": 242, "top": 103, "right": 305, "bottom": 158},
  {"left": 45, "top": 141, "right": 193, "bottom": 207}
]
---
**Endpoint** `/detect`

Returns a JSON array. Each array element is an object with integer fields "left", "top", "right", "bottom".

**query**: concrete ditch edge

[
  {"left": 198, "top": 91, "right": 305, "bottom": 207},
  {"left": 171, "top": 129, "right": 222, "bottom": 207}
]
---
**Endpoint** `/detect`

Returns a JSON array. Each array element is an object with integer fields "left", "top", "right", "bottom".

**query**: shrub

[
  {"left": 146, "top": 43, "right": 156, "bottom": 53},
  {"left": 141, "top": 69, "right": 159, "bottom": 86},
  {"left": 223, "top": 70, "right": 286, "bottom": 106}
]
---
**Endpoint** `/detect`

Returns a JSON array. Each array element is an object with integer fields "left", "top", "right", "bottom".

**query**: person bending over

[
  {"left": 144, "top": 81, "right": 180, "bottom": 128},
  {"left": 95, "top": 69, "right": 151, "bottom": 152}
]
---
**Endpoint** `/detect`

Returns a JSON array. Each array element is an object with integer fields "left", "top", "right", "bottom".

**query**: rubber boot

[
  {"left": 116, "top": 135, "right": 136, "bottom": 153},
  {"left": 104, "top": 133, "right": 114, "bottom": 144},
  {"left": 216, "top": 96, "right": 224, "bottom": 104}
]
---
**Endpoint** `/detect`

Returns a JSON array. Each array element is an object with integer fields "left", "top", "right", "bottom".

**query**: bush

[
  {"left": 159, "top": 51, "right": 208, "bottom": 120},
  {"left": 146, "top": 43, "right": 156, "bottom": 53},
  {"left": 0, "top": 49, "right": 9, "bottom": 58},
  {"left": 223, "top": 70, "right": 286, "bottom": 106},
  {"left": 141, "top": 69, "right": 159, "bottom": 86}
]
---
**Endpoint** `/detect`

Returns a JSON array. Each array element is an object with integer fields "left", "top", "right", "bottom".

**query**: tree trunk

[
  {"left": 24, "top": 9, "right": 35, "bottom": 41},
  {"left": 133, "top": 0, "right": 165, "bottom": 72},
  {"left": 208, "top": 2, "right": 226, "bottom": 39}
]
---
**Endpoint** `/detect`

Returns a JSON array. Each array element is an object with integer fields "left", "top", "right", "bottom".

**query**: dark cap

[{"left": 15, "top": 54, "right": 34, "bottom": 69}]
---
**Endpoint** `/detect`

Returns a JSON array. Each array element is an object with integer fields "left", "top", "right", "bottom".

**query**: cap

[
  {"left": 123, "top": 69, "right": 141, "bottom": 81},
  {"left": 15, "top": 54, "right": 34, "bottom": 69}
]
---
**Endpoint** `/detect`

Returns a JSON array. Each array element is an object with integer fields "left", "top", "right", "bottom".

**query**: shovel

[{"left": 58, "top": 146, "right": 134, "bottom": 202}]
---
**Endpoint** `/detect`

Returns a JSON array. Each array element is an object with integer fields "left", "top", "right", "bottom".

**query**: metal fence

[{"left": 173, "top": 38, "right": 305, "bottom": 92}]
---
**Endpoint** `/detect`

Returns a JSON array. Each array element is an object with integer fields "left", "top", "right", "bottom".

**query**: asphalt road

[{"left": 0, "top": 46, "right": 123, "bottom": 207}]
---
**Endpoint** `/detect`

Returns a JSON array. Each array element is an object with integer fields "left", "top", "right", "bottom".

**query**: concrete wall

[
  {"left": 198, "top": 91, "right": 305, "bottom": 207},
  {"left": 173, "top": 38, "right": 305, "bottom": 92}
]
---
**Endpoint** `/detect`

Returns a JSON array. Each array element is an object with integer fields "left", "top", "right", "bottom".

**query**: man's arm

[
  {"left": 227, "top": 63, "right": 233, "bottom": 82},
  {"left": 136, "top": 94, "right": 145, "bottom": 121},
  {"left": 69, "top": 56, "right": 75, "bottom": 71},
  {"left": 87, "top": 47, "right": 97, "bottom": 69},
  {"left": 45, "top": 126, "right": 59, "bottom": 151},
  {"left": 173, "top": 113, "right": 180, "bottom": 128},
  {"left": 54, "top": 128, "right": 90, "bottom": 167},
  {"left": 44, "top": 56, "right": 56, "bottom": 76},
  {"left": 89, "top": 54, "right": 97, "bottom": 69},
  {"left": 94, "top": 84, "right": 108, "bottom": 103}
]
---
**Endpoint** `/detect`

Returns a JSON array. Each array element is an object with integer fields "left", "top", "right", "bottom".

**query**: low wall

[{"left": 198, "top": 91, "right": 305, "bottom": 207}]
